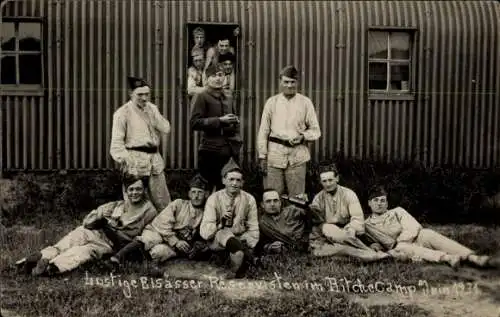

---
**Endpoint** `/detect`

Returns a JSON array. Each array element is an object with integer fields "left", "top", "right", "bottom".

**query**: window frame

[
  {"left": 0, "top": 16, "right": 45, "bottom": 96},
  {"left": 366, "top": 26, "right": 418, "bottom": 101}
]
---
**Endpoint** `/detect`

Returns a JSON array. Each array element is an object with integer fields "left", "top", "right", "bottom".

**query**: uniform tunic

[
  {"left": 200, "top": 189, "right": 260, "bottom": 249},
  {"left": 40, "top": 200, "right": 156, "bottom": 273}
]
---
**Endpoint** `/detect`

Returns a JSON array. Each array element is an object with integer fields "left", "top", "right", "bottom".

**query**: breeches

[{"left": 40, "top": 226, "right": 113, "bottom": 273}]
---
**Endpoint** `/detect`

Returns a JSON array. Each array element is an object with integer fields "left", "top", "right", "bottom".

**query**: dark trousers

[{"left": 198, "top": 149, "right": 238, "bottom": 191}]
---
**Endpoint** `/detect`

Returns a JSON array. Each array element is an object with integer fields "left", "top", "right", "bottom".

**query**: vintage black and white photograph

[{"left": 1, "top": 0, "right": 500, "bottom": 316}]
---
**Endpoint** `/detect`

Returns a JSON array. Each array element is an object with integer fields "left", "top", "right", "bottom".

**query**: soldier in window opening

[
  {"left": 187, "top": 48, "right": 206, "bottom": 97},
  {"left": 308, "top": 164, "right": 390, "bottom": 262},
  {"left": 190, "top": 64, "right": 242, "bottom": 192},
  {"left": 219, "top": 52, "right": 236, "bottom": 99},
  {"left": 200, "top": 159, "right": 260, "bottom": 278},
  {"left": 204, "top": 37, "right": 235, "bottom": 72},
  {"left": 190, "top": 27, "right": 209, "bottom": 57},
  {"left": 110, "top": 76, "right": 172, "bottom": 212},
  {"left": 257, "top": 65, "right": 321, "bottom": 197}
]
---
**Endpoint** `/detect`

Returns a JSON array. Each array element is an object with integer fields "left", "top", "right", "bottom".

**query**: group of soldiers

[{"left": 16, "top": 63, "right": 498, "bottom": 279}]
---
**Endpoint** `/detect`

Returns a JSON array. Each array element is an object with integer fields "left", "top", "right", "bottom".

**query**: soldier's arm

[
  {"left": 344, "top": 192, "right": 366, "bottom": 235},
  {"left": 190, "top": 94, "right": 222, "bottom": 131},
  {"left": 82, "top": 202, "right": 117, "bottom": 228},
  {"left": 151, "top": 105, "right": 171, "bottom": 134},
  {"left": 394, "top": 207, "right": 423, "bottom": 243},
  {"left": 109, "top": 112, "right": 129, "bottom": 164},
  {"left": 257, "top": 98, "right": 273, "bottom": 159},
  {"left": 301, "top": 98, "right": 321, "bottom": 141},
  {"left": 200, "top": 195, "right": 218, "bottom": 241},
  {"left": 151, "top": 200, "right": 182, "bottom": 247}
]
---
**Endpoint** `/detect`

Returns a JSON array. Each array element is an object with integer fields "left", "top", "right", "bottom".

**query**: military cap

[
  {"left": 221, "top": 157, "right": 242, "bottom": 177},
  {"left": 190, "top": 174, "right": 209, "bottom": 191},
  {"left": 368, "top": 185, "right": 388, "bottom": 200},
  {"left": 219, "top": 52, "right": 235, "bottom": 64},
  {"left": 279, "top": 65, "right": 299, "bottom": 79},
  {"left": 127, "top": 76, "right": 149, "bottom": 91},
  {"left": 191, "top": 48, "right": 205, "bottom": 58},
  {"left": 205, "top": 64, "right": 223, "bottom": 78},
  {"left": 193, "top": 27, "right": 205, "bottom": 36}
]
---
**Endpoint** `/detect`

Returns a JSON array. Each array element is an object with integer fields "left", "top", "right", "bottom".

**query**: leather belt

[
  {"left": 268, "top": 136, "right": 302, "bottom": 148},
  {"left": 126, "top": 146, "right": 158, "bottom": 153}
]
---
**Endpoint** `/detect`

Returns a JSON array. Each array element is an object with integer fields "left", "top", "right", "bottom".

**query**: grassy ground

[
  {"left": 1, "top": 223, "right": 500, "bottom": 317},
  {"left": 1, "top": 161, "right": 500, "bottom": 316}
]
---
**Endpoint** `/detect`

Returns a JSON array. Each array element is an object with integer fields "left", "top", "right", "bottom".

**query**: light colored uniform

[
  {"left": 137, "top": 199, "right": 204, "bottom": 262},
  {"left": 200, "top": 189, "right": 259, "bottom": 250},
  {"left": 110, "top": 101, "right": 172, "bottom": 211},
  {"left": 257, "top": 93, "right": 321, "bottom": 197},
  {"left": 309, "top": 186, "right": 385, "bottom": 261},
  {"left": 40, "top": 201, "right": 156, "bottom": 273},
  {"left": 365, "top": 207, "right": 474, "bottom": 262},
  {"left": 187, "top": 66, "right": 206, "bottom": 97}
]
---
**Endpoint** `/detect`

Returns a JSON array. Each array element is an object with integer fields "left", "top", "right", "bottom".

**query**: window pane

[
  {"left": 19, "top": 23, "right": 41, "bottom": 51},
  {"left": 368, "top": 31, "right": 388, "bottom": 59},
  {"left": 1, "top": 55, "right": 17, "bottom": 84},
  {"left": 1, "top": 22, "right": 16, "bottom": 51},
  {"left": 390, "top": 63, "right": 410, "bottom": 91},
  {"left": 369, "top": 62, "right": 388, "bottom": 90},
  {"left": 19, "top": 54, "right": 42, "bottom": 84},
  {"left": 390, "top": 32, "right": 410, "bottom": 60}
]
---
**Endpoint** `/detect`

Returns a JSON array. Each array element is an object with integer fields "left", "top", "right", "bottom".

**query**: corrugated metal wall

[{"left": 1, "top": 0, "right": 499, "bottom": 171}]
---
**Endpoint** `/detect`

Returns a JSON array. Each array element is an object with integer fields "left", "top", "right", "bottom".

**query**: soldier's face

[
  {"left": 194, "top": 34, "right": 205, "bottom": 46},
  {"left": 193, "top": 55, "right": 204, "bottom": 69},
  {"left": 218, "top": 40, "right": 230, "bottom": 54},
  {"left": 319, "top": 171, "right": 339, "bottom": 192},
  {"left": 223, "top": 171, "right": 243, "bottom": 194},
  {"left": 126, "top": 180, "right": 145, "bottom": 204},
  {"left": 368, "top": 196, "right": 388, "bottom": 214},
  {"left": 189, "top": 187, "right": 207, "bottom": 207},
  {"left": 207, "top": 71, "right": 225, "bottom": 89},
  {"left": 280, "top": 76, "right": 297, "bottom": 96},
  {"left": 262, "top": 191, "right": 281, "bottom": 214},
  {"left": 131, "top": 86, "right": 150, "bottom": 106},
  {"left": 222, "top": 61, "right": 233, "bottom": 74}
]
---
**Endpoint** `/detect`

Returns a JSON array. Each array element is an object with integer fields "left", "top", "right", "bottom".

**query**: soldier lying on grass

[
  {"left": 16, "top": 175, "right": 157, "bottom": 276},
  {"left": 364, "top": 185, "right": 497, "bottom": 269}
]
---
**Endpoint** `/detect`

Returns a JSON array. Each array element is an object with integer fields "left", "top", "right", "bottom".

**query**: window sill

[
  {"left": 368, "top": 92, "right": 415, "bottom": 101},
  {"left": 0, "top": 85, "right": 45, "bottom": 96}
]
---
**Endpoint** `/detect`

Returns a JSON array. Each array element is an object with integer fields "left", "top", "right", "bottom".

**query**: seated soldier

[
  {"left": 365, "top": 185, "right": 495, "bottom": 268},
  {"left": 200, "top": 158, "right": 260, "bottom": 278},
  {"left": 16, "top": 175, "right": 157, "bottom": 276},
  {"left": 106, "top": 174, "right": 211, "bottom": 274},
  {"left": 255, "top": 189, "right": 309, "bottom": 255},
  {"left": 308, "top": 164, "right": 389, "bottom": 262}
]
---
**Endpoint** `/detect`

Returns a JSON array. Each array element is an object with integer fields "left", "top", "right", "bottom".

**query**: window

[
  {"left": 368, "top": 29, "right": 415, "bottom": 98},
  {"left": 185, "top": 23, "right": 240, "bottom": 99},
  {"left": 1, "top": 19, "right": 43, "bottom": 90}
]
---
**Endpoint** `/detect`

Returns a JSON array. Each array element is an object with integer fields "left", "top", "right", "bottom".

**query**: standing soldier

[
  {"left": 257, "top": 65, "right": 321, "bottom": 197},
  {"left": 187, "top": 48, "right": 206, "bottom": 97},
  {"left": 110, "top": 76, "right": 172, "bottom": 212},
  {"left": 190, "top": 64, "right": 242, "bottom": 191}
]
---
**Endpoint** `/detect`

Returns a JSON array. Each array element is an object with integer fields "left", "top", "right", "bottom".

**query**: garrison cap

[
  {"left": 221, "top": 157, "right": 242, "bottom": 178},
  {"left": 205, "top": 64, "right": 223, "bottom": 78},
  {"left": 368, "top": 185, "right": 388, "bottom": 200},
  {"left": 127, "top": 76, "right": 149, "bottom": 91},
  {"left": 193, "top": 27, "right": 205, "bottom": 36},
  {"left": 190, "top": 174, "right": 209, "bottom": 191},
  {"left": 279, "top": 65, "right": 299, "bottom": 80}
]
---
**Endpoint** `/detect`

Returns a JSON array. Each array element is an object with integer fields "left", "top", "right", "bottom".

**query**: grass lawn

[{"left": 1, "top": 223, "right": 500, "bottom": 317}]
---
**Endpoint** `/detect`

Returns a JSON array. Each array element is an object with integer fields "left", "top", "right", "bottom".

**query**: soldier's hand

[
  {"left": 370, "top": 243, "right": 384, "bottom": 252},
  {"left": 259, "top": 158, "right": 267, "bottom": 175},
  {"left": 290, "top": 134, "right": 305, "bottom": 145},
  {"left": 222, "top": 210, "right": 233, "bottom": 220},
  {"left": 219, "top": 114, "right": 239, "bottom": 124},
  {"left": 175, "top": 240, "right": 191, "bottom": 253}
]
